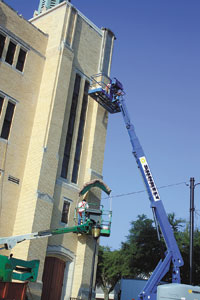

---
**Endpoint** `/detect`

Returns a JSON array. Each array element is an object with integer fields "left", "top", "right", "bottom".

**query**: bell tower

[{"left": 37, "top": 0, "right": 66, "bottom": 14}]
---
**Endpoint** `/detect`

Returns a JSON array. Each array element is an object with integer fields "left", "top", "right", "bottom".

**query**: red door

[
  {"left": 41, "top": 256, "right": 66, "bottom": 300},
  {"left": 0, "top": 282, "right": 27, "bottom": 300}
]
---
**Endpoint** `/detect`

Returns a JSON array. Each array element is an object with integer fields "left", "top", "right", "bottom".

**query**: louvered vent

[
  {"left": 41, "top": 0, "right": 46, "bottom": 9},
  {"left": 38, "top": 0, "right": 64, "bottom": 14},
  {"left": 50, "top": 0, "right": 57, "bottom": 8},
  {"left": 8, "top": 175, "right": 20, "bottom": 185}
]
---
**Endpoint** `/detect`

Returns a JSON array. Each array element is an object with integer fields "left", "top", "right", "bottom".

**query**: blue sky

[{"left": 4, "top": 0, "right": 200, "bottom": 250}]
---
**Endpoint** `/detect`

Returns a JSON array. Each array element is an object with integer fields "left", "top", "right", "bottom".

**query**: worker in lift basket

[{"left": 77, "top": 198, "right": 89, "bottom": 225}]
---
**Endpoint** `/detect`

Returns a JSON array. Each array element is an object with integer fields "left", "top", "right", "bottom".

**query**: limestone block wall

[
  {"left": 30, "top": 3, "right": 115, "bottom": 297},
  {"left": 0, "top": 1, "right": 48, "bottom": 242},
  {"left": 0, "top": 1, "right": 47, "bottom": 54},
  {"left": 12, "top": 3, "right": 72, "bottom": 281}
]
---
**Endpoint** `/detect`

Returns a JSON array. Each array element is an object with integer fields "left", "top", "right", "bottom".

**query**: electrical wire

[
  {"left": 102, "top": 181, "right": 189, "bottom": 199},
  {"left": 195, "top": 211, "right": 200, "bottom": 217}
]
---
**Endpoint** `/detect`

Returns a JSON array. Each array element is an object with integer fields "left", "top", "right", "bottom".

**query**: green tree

[
  {"left": 193, "top": 228, "right": 200, "bottom": 285},
  {"left": 168, "top": 212, "right": 185, "bottom": 233},
  {"left": 121, "top": 214, "right": 163, "bottom": 278},
  {"left": 96, "top": 213, "right": 200, "bottom": 300},
  {"left": 177, "top": 224, "right": 200, "bottom": 285},
  {"left": 178, "top": 225, "right": 190, "bottom": 283},
  {"left": 96, "top": 246, "right": 122, "bottom": 300}
]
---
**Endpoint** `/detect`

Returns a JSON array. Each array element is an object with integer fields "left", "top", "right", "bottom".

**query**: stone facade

[{"left": 0, "top": 1, "right": 115, "bottom": 299}]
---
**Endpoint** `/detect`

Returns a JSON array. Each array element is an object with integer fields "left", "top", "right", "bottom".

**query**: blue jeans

[{"left": 78, "top": 211, "right": 86, "bottom": 225}]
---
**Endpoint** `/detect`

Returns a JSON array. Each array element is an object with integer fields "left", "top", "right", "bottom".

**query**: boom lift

[
  {"left": 88, "top": 73, "right": 200, "bottom": 300},
  {"left": 0, "top": 179, "right": 112, "bottom": 283}
]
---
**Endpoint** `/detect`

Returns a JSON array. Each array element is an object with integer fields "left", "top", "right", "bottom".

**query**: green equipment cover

[{"left": 79, "top": 179, "right": 111, "bottom": 196}]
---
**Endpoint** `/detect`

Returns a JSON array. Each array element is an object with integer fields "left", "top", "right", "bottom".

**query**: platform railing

[{"left": 90, "top": 72, "right": 111, "bottom": 90}]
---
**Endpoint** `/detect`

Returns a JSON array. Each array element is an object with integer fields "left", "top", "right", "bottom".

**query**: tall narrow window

[
  {"left": 5, "top": 40, "right": 16, "bottom": 65},
  {"left": 72, "top": 81, "right": 89, "bottom": 183},
  {"left": 61, "top": 200, "right": 71, "bottom": 224},
  {"left": 16, "top": 48, "right": 27, "bottom": 72},
  {"left": 61, "top": 74, "right": 81, "bottom": 178},
  {"left": 0, "top": 96, "right": 4, "bottom": 115},
  {"left": 66, "top": 7, "right": 76, "bottom": 47},
  {"left": 0, "top": 33, "right": 6, "bottom": 59},
  {"left": 1, "top": 101, "right": 15, "bottom": 140}
]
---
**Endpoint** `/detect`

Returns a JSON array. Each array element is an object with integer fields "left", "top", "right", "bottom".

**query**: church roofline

[{"left": 30, "top": 1, "right": 103, "bottom": 37}]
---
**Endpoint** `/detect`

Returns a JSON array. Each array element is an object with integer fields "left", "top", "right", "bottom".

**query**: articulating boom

[
  {"left": 0, "top": 178, "right": 112, "bottom": 283},
  {"left": 88, "top": 73, "right": 184, "bottom": 300}
]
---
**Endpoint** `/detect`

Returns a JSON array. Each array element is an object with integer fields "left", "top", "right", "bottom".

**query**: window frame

[
  {"left": 5, "top": 39, "right": 17, "bottom": 66},
  {"left": 0, "top": 92, "right": 17, "bottom": 141},
  {"left": 61, "top": 73, "right": 81, "bottom": 179},
  {"left": 0, "top": 32, "right": 6, "bottom": 59},
  {"left": 16, "top": 47, "right": 27, "bottom": 72},
  {"left": 61, "top": 198, "right": 72, "bottom": 225},
  {"left": 71, "top": 80, "right": 89, "bottom": 183},
  {"left": 0, "top": 96, "right": 4, "bottom": 115},
  {"left": 0, "top": 30, "right": 28, "bottom": 73},
  {"left": 1, "top": 101, "right": 15, "bottom": 140}
]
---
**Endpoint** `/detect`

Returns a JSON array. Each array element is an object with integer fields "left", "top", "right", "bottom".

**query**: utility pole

[
  {"left": 88, "top": 239, "right": 98, "bottom": 300},
  {"left": 189, "top": 178, "right": 200, "bottom": 285},
  {"left": 189, "top": 177, "right": 195, "bottom": 285},
  {"left": 88, "top": 226, "right": 101, "bottom": 300},
  {"left": 190, "top": 177, "right": 200, "bottom": 285}
]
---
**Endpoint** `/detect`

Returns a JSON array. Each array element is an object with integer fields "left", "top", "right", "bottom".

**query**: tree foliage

[
  {"left": 96, "top": 246, "right": 122, "bottom": 300},
  {"left": 96, "top": 213, "right": 200, "bottom": 300},
  {"left": 121, "top": 214, "right": 163, "bottom": 278}
]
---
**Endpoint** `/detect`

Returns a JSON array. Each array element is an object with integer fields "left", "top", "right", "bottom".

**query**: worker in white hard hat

[{"left": 77, "top": 198, "right": 89, "bottom": 225}]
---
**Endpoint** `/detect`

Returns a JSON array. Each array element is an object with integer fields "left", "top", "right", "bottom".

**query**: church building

[{"left": 0, "top": 0, "right": 115, "bottom": 298}]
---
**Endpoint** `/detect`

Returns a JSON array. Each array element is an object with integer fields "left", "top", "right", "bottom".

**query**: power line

[
  {"left": 195, "top": 211, "right": 200, "bottom": 217},
  {"left": 103, "top": 181, "right": 189, "bottom": 199}
]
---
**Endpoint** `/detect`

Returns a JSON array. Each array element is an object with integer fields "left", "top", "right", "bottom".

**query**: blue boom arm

[
  {"left": 118, "top": 95, "right": 183, "bottom": 300},
  {"left": 88, "top": 75, "right": 183, "bottom": 300}
]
